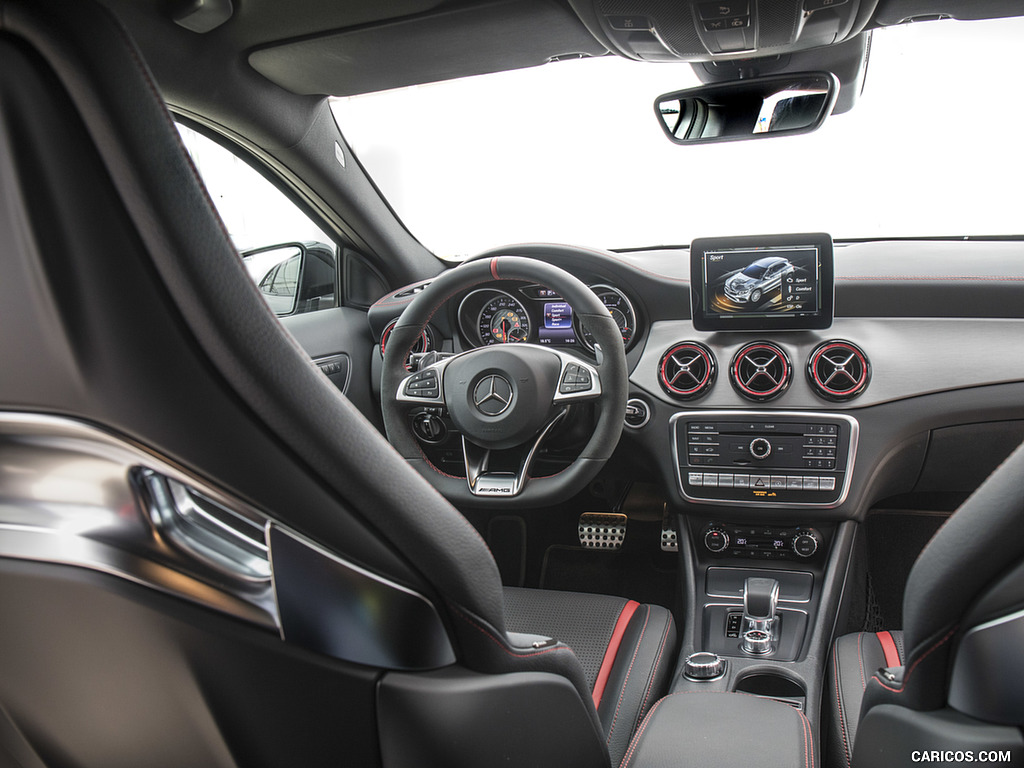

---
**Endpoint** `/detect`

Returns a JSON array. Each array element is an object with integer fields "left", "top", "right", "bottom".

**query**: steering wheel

[{"left": 381, "top": 254, "right": 628, "bottom": 507}]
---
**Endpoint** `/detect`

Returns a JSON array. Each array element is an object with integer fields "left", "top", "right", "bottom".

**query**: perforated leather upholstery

[{"left": 505, "top": 587, "right": 677, "bottom": 766}]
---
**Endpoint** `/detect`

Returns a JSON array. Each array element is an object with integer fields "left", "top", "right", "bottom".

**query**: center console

[
  {"left": 625, "top": 233, "right": 856, "bottom": 767},
  {"left": 673, "top": 411, "right": 859, "bottom": 508}
]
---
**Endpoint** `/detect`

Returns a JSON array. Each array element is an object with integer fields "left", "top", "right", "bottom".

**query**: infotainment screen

[{"left": 689, "top": 233, "right": 834, "bottom": 332}]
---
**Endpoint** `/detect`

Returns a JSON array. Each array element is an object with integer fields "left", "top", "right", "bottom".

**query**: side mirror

[
  {"left": 243, "top": 242, "right": 337, "bottom": 316},
  {"left": 655, "top": 72, "right": 838, "bottom": 145}
]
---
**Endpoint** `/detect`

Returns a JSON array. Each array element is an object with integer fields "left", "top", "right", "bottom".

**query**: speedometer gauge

[
  {"left": 478, "top": 294, "right": 530, "bottom": 345},
  {"left": 578, "top": 285, "right": 637, "bottom": 351}
]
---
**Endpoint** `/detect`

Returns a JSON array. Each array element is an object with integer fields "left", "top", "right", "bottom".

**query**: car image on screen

[{"left": 723, "top": 256, "right": 795, "bottom": 304}]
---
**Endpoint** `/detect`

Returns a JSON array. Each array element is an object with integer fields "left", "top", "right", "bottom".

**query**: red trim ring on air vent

[
  {"left": 380, "top": 320, "right": 431, "bottom": 370},
  {"left": 730, "top": 342, "right": 791, "bottom": 401},
  {"left": 807, "top": 340, "right": 870, "bottom": 401},
  {"left": 659, "top": 342, "right": 716, "bottom": 399}
]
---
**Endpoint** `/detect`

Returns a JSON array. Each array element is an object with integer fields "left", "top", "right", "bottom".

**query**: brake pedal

[{"left": 578, "top": 512, "right": 627, "bottom": 551}]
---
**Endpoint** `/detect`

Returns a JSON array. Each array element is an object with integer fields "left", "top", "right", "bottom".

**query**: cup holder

[{"left": 734, "top": 673, "right": 806, "bottom": 711}]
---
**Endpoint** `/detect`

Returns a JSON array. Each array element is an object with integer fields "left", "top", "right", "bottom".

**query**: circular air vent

[
  {"left": 380, "top": 320, "right": 431, "bottom": 369},
  {"left": 659, "top": 342, "right": 716, "bottom": 399},
  {"left": 807, "top": 340, "right": 870, "bottom": 401},
  {"left": 730, "top": 342, "right": 791, "bottom": 401}
]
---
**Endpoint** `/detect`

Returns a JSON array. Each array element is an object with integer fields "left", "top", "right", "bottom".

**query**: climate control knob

[
  {"left": 749, "top": 437, "right": 772, "bottom": 459},
  {"left": 792, "top": 530, "right": 821, "bottom": 558},
  {"left": 704, "top": 527, "right": 729, "bottom": 553}
]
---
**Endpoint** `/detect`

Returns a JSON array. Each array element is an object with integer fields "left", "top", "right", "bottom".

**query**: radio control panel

[{"left": 671, "top": 411, "right": 858, "bottom": 508}]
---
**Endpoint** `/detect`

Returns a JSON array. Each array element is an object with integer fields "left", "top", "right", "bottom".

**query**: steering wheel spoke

[
  {"left": 463, "top": 409, "right": 568, "bottom": 497},
  {"left": 381, "top": 252, "right": 627, "bottom": 507}
]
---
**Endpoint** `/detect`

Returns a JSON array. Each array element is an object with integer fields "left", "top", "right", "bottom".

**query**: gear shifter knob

[
  {"left": 741, "top": 577, "right": 779, "bottom": 655},
  {"left": 743, "top": 577, "right": 780, "bottom": 620}
]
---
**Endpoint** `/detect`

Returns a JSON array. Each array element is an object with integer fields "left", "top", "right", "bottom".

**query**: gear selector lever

[{"left": 741, "top": 577, "right": 779, "bottom": 655}]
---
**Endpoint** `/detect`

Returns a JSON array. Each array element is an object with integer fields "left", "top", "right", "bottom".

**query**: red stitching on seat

[
  {"left": 606, "top": 606, "right": 651, "bottom": 745},
  {"left": 857, "top": 632, "right": 866, "bottom": 690},
  {"left": 638, "top": 616, "right": 672, "bottom": 717},
  {"left": 869, "top": 625, "right": 958, "bottom": 693},
  {"left": 834, "top": 647, "right": 852, "bottom": 768},
  {"left": 618, "top": 694, "right": 667, "bottom": 768},
  {"left": 798, "top": 706, "right": 814, "bottom": 768},
  {"left": 591, "top": 600, "right": 640, "bottom": 709},
  {"left": 447, "top": 602, "right": 573, "bottom": 661}
]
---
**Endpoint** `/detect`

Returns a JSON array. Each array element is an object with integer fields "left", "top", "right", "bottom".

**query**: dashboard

[{"left": 368, "top": 237, "right": 1024, "bottom": 520}]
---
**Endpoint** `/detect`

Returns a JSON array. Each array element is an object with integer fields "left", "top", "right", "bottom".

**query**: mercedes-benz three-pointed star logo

[{"left": 473, "top": 374, "right": 513, "bottom": 416}]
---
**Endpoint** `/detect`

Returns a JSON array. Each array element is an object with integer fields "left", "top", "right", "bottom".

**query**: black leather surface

[
  {"left": 827, "top": 631, "right": 904, "bottom": 768},
  {"left": 621, "top": 692, "right": 815, "bottom": 768},
  {"left": 0, "top": 0, "right": 607, "bottom": 755},
  {"left": 504, "top": 587, "right": 677, "bottom": 767},
  {"left": 504, "top": 587, "right": 630, "bottom": 689},
  {"left": 861, "top": 438, "right": 1024, "bottom": 717},
  {"left": 380, "top": 253, "right": 629, "bottom": 508},
  {"left": 597, "top": 603, "right": 676, "bottom": 768},
  {"left": 0, "top": 0, "right": 509, "bottom": 651}
]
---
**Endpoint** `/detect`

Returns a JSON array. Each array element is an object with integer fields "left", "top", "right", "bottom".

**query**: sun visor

[{"left": 248, "top": 0, "right": 609, "bottom": 97}]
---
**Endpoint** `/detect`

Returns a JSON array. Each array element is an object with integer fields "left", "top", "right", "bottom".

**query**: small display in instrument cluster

[{"left": 539, "top": 301, "right": 577, "bottom": 345}]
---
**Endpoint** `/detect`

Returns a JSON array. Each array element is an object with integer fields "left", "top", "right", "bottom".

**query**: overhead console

[{"left": 568, "top": 0, "right": 876, "bottom": 60}]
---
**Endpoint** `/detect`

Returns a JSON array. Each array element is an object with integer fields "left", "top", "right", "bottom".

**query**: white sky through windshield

[{"left": 332, "top": 18, "right": 1024, "bottom": 259}]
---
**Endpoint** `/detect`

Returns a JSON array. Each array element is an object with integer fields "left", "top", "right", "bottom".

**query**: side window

[{"left": 177, "top": 123, "right": 339, "bottom": 316}]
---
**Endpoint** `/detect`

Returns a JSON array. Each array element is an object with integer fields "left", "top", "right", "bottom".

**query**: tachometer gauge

[
  {"left": 478, "top": 294, "right": 531, "bottom": 345},
  {"left": 578, "top": 285, "right": 637, "bottom": 351}
]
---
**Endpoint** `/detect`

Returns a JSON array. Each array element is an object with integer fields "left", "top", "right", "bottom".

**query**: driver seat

[{"left": 0, "top": 1, "right": 674, "bottom": 767}]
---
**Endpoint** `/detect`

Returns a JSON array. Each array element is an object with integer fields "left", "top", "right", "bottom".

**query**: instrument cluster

[{"left": 456, "top": 282, "right": 640, "bottom": 353}]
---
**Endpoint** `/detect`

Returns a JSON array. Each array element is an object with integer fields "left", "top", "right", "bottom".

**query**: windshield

[
  {"left": 331, "top": 17, "right": 1024, "bottom": 260},
  {"left": 742, "top": 263, "right": 770, "bottom": 278}
]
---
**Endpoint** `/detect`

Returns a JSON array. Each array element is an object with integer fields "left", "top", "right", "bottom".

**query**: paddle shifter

[{"left": 741, "top": 577, "right": 779, "bottom": 655}]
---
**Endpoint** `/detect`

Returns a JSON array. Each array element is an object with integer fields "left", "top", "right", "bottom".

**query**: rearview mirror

[{"left": 655, "top": 72, "right": 838, "bottom": 145}]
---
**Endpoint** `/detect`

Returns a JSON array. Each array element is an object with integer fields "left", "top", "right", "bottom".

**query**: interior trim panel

[{"left": 633, "top": 317, "right": 1024, "bottom": 409}]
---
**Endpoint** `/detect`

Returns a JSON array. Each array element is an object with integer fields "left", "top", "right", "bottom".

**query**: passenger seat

[{"left": 827, "top": 630, "right": 905, "bottom": 767}]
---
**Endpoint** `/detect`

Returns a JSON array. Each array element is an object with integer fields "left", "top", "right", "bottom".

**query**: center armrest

[{"left": 621, "top": 691, "right": 814, "bottom": 768}]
